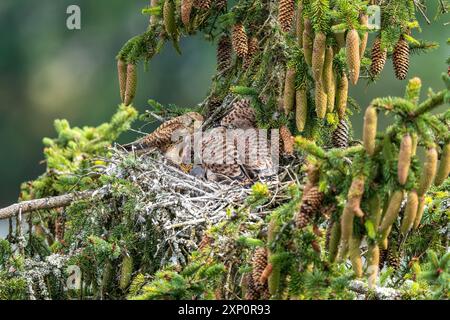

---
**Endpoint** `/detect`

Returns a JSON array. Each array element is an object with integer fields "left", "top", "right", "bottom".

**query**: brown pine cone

[
  {"left": 280, "top": 125, "right": 294, "bottom": 155},
  {"left": 252, "top": 248, "right": 268, "bottom": 289},
  {"left": 124, "top": 63, "right": 137, "bottom": 106},
  {"left": 181, "top": 0, "right": 194, "bottom": 26},
  {"left": 217, "top": 35, "right": 232, "bottom": 73},
  {"left": 194, "top": 0, "right": 211, "bottom": 10},
  {"left": 244, "top": 273, "right": 260, "bottom": 300},
  {"left": 346, "top": 29, "right": 360, "bottom": 85},
  {"left": 295, "top": 186, "right": 324, "bottom": 228},
  {"left": 232, "top": 24, "right": 248, "bottom": 58},
  {"left": 379, "top": 248, "right": 388, "bottom": 270},
  {"left": 278, "top": 0, "right": 295, "bottom": 33},
  {"left": 117, "top": 59, "right": 127, "bottom": 103},
  {"left": 243, "top": 37, "right": 259, "bottom": 69},
  {"left": 393, "top": 36, "right": 409, "bottom": 80},
  {"left": 332, "top": 119, "right": 349, "bottom": 148},
  {"left": 369, "top": 37, "right": 387, "bottom": 77},
  {"left": 55, "top": 212, "right": 65, "bottom": 242},
  {"left": 387, "top": 248, "right": 401, "bottom": 270},
  {"left": 215, "top": 0, "right": 227, "bottom": 10}
]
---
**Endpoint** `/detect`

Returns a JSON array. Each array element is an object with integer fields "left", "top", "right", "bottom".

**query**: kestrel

[
  {"left": 122, "top": 107, "right": 277, "bottom": 183},
  {"left": 220, "top": 99, "right": 256, "bottom": 129},
  {"left": 122, "top": 112, "right": 203, "bottom": 152},
  {"left": 200, "top": 126, "right": 276, "bottom": 182}
]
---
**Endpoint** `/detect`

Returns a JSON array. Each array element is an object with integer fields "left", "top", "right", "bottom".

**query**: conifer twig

[{"left": 411, "top": 90, "right": 446, "bottom": 117}]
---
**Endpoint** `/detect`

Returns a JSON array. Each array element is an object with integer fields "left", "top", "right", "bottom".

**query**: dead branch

[{"left": 0, "top": 189, "right": 100, "bottom": 220}]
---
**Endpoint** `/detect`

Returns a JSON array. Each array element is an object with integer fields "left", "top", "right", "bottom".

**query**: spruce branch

[
  {"left": 371, "top": 97, "right": 416, "bottom": 113},
  {"left": 411, "top": 90, "right": 447, "bottom": 117},
  {"left": 294, "top": 136, "right": 327, "bottom": 159}
]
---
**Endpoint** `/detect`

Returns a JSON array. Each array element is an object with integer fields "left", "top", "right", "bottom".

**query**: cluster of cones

[{"left": 370, "top": 35, "right": 410, "bottom": 80}]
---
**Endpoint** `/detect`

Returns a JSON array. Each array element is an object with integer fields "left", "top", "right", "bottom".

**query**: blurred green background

[{"left": 0, "top": 0, "right": 448, "bottom": 209}]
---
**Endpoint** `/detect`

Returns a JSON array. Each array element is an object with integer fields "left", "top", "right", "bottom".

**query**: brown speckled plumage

[
  {"left": 220, "top": 99, "right": 256, "bottom": 129},
  {"left": 122, "top": 112, "right": 204, "bottom": 152}
]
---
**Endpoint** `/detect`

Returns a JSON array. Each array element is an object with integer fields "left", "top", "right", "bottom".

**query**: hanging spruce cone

[
  {"left": 194, "top": 0, "right": 211, "bottom": 10},
  {"left": 124, "top": 63, "right": 137, "bottom": 106},
  {"left": 149, "top": 0, "right": 159, "bottom": 26},
  {"left": 332, "top": 119, "right": 349, "bottom": 148},
  {"left": 295, "top": 88, "right": 307, "bottom": 132},
  {"left": 435, "top": 142, "right": 450, "bottom": 186},
  {"left": 349, "top": 236, "right": 363, "bottom": 278},
  {"left": 417, "top": 147, "right": 438, "bottom": 196},
  {"left": 346, "top": 29, "right": 360, "bottom": 85},
  {"left": 244, "top": 273, "right": 260, "bottom": 300},
  {"left": 315, "top": 81, "right": 327, "bottom": 119},
  {"left": 336, "top": 72, "right": 348, "bottom": 118},
  {"left": 379, "top": 190, "right": 404, "bottom": 235},
  {"left": 232, "top": 24, "right": 248, "bottom": 58},
  {"left": 119, "top": 254, "right": 134, "bottom": 290},
  {"left": 215, "top": 0, "right": 227, "bottom": 10},
  {"left": 280, "top": 125, "right": 294, "bottom": 155},
  {"left": 393, "top": 36, "right": 410, "bottom": 80},
  {"left": 367, "top": 244, "right": 380, "bottom": 289},
  {"left": 55, "top": 212, "right": 65, "bottom": 242},
  {"left": 359, "top": 13, "right": 368, "bottom": 57},
  {"left": 323, "top": 46, "right": 335, "bottom": 112},
  {"left": 278, "top": 0, "right": 295, "bottom": 33},
  {"left": 252, "top": 248, "right": 268, "bottom": 290},
  {"left": 181, "top": 0, "right": 194, "bottom": 26},
  {"left": 387, "top": 248, "right": 401, "bottom": 270},
  {"left": 283, "top": 66, "right": 296, "bottom": 115},
  {"left": 370, "top": 37, "right": 387, "bottom": 77},
  {"left": 312, "top": 32, "right": 326, "bottom": 83},
  {"left": 379, "top": 248, "right": 388, "bottom": 270},
  {"left": 163, "top": 0, "right": 177, "bottom": 38},
  {"left": 217, "top": 35, "right": 232, "bottom": 73},
  {"left": 400, "top": 190, "right": 418, "bottom": 236},
  {"left": 328, "top": 221, "right": 341, "bottom": 263},
  {"left": 363, "top": 105, "right": 378, "bottom": 156},
  {"left": 413, "top": 195, "right": 426, "bottom": 229},
  {"left": 397, "top": 133, "right": 412, "bottom": 185},
  {"left": 303, "top": 19, "right": 313, "bottom": 66},
  {"left": 117, "top": 59, "right": 127, "bottom": 103},
  {"left": 296, "top": 186, "right": 324, "bottom": 229},
  {"left": 243, "top": 37, "right": 259, "bottom": 69}
]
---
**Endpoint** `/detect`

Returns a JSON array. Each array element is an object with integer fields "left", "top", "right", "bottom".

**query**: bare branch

[{"left": 0, "top": 190, "right": 100, "bottom": 220}]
